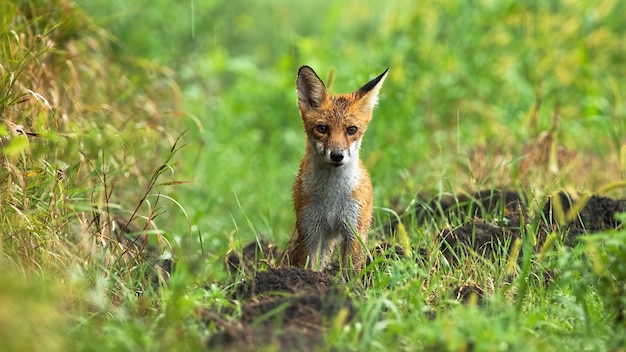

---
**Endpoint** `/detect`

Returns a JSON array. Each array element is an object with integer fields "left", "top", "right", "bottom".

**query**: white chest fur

[{"left": 299, "top": 158, "right": 362, "bottom": 247}]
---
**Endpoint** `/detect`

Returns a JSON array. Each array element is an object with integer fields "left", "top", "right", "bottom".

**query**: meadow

[{"left": 1, "top": 0, "right": 625, "bottom": 350}]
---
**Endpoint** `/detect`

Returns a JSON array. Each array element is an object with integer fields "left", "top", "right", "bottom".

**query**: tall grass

[{"left": 1, "top": 1, "right": 197, "bottom": 350}]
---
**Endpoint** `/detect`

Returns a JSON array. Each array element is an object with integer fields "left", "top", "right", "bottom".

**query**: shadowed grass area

[{"left": 2, "top": 0, "right": 626, "bottom": 350}]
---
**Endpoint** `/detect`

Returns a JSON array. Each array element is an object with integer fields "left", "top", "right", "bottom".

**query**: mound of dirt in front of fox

[
  {"left": 203, "top": 267, "right": 354, "bottom": 351},
  {"left": 205, "top": 238, "right": 423, "bottom": 351},
  {"left": 234, "top": 266, "right": 337, "bottom": 299},
  {"left": 205, "top": 289, "right": 355, "bottom": 351}
]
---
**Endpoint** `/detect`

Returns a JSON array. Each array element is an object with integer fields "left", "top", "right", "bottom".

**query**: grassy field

[{"left": 2, "top": 0, "right": 626, "bottom": 350}]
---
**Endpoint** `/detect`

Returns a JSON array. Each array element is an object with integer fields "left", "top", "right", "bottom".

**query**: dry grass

[{"left": 1, "top": 0, "right": 184, "bottom": 296}]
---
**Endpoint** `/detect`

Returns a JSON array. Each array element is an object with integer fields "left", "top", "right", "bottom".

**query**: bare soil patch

[{"left": 204, "top": 267, "right": 353, "bottom": 351}]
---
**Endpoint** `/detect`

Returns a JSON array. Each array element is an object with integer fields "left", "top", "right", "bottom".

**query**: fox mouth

[{"left": 321, "top": 157, "right": 345, "bottom": 168}]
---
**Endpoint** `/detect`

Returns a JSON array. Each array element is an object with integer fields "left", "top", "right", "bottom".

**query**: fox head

[{"left": 296, "top": 66, "right": 388, "bottom": 167}]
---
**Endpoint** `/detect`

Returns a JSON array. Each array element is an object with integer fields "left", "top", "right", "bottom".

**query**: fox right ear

[
  {"left": 355, "top": 68, "right": 388, "bottom": 111},
  {"left": 296, "top": 66, "right": 327, "bottom": 112}
]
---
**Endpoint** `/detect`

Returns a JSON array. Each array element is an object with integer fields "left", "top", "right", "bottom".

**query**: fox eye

[
  {"left": 347, "top": 126, "right": 358, "bottom": 135},
  {"left": 316, "top": 125, "right": 329, "bottom": 134}
]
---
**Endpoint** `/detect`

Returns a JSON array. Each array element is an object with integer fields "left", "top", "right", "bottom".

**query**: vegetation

[{"left": 1, "top": 0, "right": 625, "bottom": 350}]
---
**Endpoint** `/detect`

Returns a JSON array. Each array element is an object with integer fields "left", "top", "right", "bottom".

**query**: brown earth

[{"left": 203, "top": 267, "right": 353, "bottom": 351}]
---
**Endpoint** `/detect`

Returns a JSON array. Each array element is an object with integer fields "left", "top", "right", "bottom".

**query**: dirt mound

[
  {"left": 541, "top": 192, "right": 626, "bottom": 240},
  {"left": 205, "top": 288, "right": 354, "bottom": 351},
  {"left": 235, "top": 267, "right": 336, "bottom": 299},
  {"left": 440, "top": 220, "right": 519, "bottom": 261},
  {"left": 408, "top": 189, "right": 625, "bottom": 260},
  {"left": 204, "top": 267, "right": 353, "bottom": 351}
]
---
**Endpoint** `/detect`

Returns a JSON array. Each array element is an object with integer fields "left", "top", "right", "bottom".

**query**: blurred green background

[
  {"left": 78, "top": 0, "right": 626, "bottom": 253},
  {"left": 76, "top": 0, "right": 626, "bottom": 253}
]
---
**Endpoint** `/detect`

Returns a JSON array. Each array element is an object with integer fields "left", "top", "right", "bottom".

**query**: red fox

[{"left": 280, "top": 65, "right": 388, "bottom": 274}]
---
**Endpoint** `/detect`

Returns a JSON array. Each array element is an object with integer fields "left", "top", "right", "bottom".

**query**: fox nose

[{"left": 330, "top": 151, "right": 344, "bottom": 162}]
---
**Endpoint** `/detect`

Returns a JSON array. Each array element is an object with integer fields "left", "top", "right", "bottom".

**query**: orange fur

[{"left": 280, "top": 66, "right": 388, "bottom": 274}]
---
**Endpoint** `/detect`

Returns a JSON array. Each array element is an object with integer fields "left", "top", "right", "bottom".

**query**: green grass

[{"left": 2, "top": 0, "right": 626, "bottom": 350}]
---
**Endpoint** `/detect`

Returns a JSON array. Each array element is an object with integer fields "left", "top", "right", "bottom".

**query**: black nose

[{"left": 330, "top": 151, "right": 344, "bottom": 162}]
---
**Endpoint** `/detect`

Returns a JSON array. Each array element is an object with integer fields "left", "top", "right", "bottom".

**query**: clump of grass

[
  {"left": 1, "top": 1, "right": 197, "bottom": 349},
  {"left": 1, "top": 0, "right": 183, "bottom": 273}
]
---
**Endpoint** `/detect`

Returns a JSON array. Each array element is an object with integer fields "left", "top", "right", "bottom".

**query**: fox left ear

[
  {"left": 355, "top": 68, "right": 388, "bottom": 111},
  {"left": 296, "top": 66, "right": 327, "bottom": 113}
]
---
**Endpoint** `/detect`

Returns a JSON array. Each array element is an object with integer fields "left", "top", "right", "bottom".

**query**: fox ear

[
  {"left": 355, "top": 68, "right": 388, "bottom": 111},
  {"left": 296, "top": 66, "right": 327, "bottom": 112}
]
